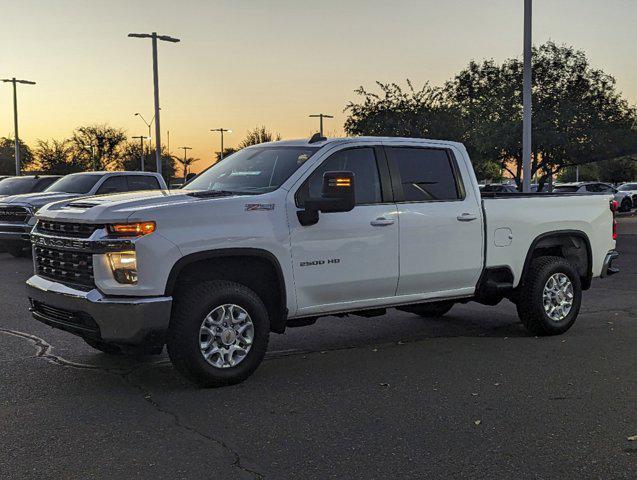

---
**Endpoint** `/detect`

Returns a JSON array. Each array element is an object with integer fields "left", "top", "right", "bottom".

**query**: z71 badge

[{"left": 245, "top": 203, "right": 275, "bottom": 211}]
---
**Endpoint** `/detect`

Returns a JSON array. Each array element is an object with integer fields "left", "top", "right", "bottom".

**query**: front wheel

[
  {"left": 167, "top": 280, "right": 270, "bottom": 388},
  {"left": 516, "top": 256, "right": 582, "bottom": 336},
  {"left": 619, "top": 197, "right": 632, "bottom": 212}
]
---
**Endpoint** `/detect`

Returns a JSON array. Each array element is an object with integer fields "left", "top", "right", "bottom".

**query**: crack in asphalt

[{"left": 0, "top": 328, "right": 264, "bottom": 479}]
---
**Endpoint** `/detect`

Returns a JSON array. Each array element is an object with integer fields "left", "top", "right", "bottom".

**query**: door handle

[
  {"left": 370, "top": 217, "right": 395, "bottom": 227},
  {"left": 457, "top": 213, "right": 478, "bottom": 222}
]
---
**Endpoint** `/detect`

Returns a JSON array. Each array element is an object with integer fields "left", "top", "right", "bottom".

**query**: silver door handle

[
  {"left": 457, "top": 213, "right": 478, "bottom": 222},
  {"left": 370, "top": 217, "right": 395, "bottom": 227}
]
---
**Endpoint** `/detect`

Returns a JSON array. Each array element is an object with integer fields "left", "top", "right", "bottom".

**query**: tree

[
  {"left": 115, "top": 142, "right": 178, "bottom": 182},
  {"left": 239, "top": 126, "right": 281, "bottom": 148},
  {"left": 597, "top": 156, "right": 637, "bottom": 184},
  {"left": 0, "top": 137, "right": 35, "bottom": 174},
  {"left": 173, "top": 155, "right": 200, "bottom": 180},
  {"left": 444, "top": 42, "right": 637, "bottom": 189},
  {"left": 345, "top": 80, "right": 460, "bottom": 139},
  {"left": 34, "top": 139, "right": 84, "bottom": 174},
  {"left": 71, "top": 124, "right": 127, "bottom": 170}
]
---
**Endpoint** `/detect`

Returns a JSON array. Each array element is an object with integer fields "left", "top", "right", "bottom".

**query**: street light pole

[
  {"left": 180, "top": 146, "right": 192, "bottom": 181},
  {"left": 211, "top": 128, "right": 231, "bottom": 161},
  {"left": 128, "top": 32, "right": 180, "bottom": 177},
  {"left": 309, "top": 113, "right": 333, "bottom": 137},
  {"left": 132, "top": 136, "right": 147, "bottom": 171},
  {"left": 2, "top": 77, "right": 36, "bottom": 176},
  {"left": 522, "top": 0, "right": 533, "bottom": 192},
  {"left": 134, "top": 112, "right": 155, "bottom": 149}
]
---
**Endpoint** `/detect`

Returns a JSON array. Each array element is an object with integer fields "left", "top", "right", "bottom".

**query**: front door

[{"left": 288, "top": 146, "right": 399, "bottom": 315}]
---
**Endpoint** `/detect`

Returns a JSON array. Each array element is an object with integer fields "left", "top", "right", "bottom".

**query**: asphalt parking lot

[{"left": 1, "top": 218, "right": 635, "bottom": 480}]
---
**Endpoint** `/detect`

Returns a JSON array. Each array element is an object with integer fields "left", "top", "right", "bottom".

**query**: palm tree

[{"left": 173, "top": 155, "right": 200, "bottom": 181}]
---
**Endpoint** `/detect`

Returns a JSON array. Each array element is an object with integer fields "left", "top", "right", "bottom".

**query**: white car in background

[{"left": 617, "top": 182, "right": 637, "bottom": 207}]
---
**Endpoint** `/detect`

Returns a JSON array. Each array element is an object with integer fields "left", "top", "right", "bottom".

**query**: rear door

[
  {"left": 385, "top": 144, "right": 483, "bottom": 296},
  {"left": 288, "top": 145, "right": 399, "bottom": 314}
]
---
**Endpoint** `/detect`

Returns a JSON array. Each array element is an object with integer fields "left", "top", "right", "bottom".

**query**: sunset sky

[{"left": 2, "top": 0, "right": 636, "bottom": 172}]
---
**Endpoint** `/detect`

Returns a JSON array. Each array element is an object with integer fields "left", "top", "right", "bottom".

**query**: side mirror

[{"left": 298, "top": 171, "right": 355, "bottom": 226}]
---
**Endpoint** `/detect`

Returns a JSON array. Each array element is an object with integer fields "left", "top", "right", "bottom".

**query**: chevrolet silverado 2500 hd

[
  {"left": 0, "top": 171, "right": 166, "bottom": 257},
  {"left": 25, "top": 137, "right": 619, "bottom": 387}
]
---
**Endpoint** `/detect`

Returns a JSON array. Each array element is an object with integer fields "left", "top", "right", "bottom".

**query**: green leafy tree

[
  {"left": 0, "top": 136, "right": 35, "bottom": 174},
  {"left": 239, "top": 126, "right": 281, "bottom": 148},
  {"left": 597, "top": 156, "right": 637, "bottom": 184},
  {"left": 34, "top": 139, "right": 85, "bottom": 174},
  {"left": 115, "top": 142, "right": 177, "bottom": 182},
  {"left": 71, "top": 124, "right": 127, "bottom": 170},
  {"left": 444, "top": 42, "right": 637, "bottom": 189}
]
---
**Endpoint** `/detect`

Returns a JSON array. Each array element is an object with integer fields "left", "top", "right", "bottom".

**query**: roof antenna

[{"left": 309, "top": 132, "right": 327, "bottom": 144}]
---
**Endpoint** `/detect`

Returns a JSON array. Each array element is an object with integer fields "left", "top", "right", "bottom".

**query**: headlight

[
  {"left": 107, "top": 251, "right": 137, "bottom": 284},
  {"left": 107, "top": 221, "right": 156, "bottom": 237}
]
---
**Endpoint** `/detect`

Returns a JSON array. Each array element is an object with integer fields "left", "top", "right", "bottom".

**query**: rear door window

[{"left": 386, "top": 147, "right": 462, "bottom": 202}]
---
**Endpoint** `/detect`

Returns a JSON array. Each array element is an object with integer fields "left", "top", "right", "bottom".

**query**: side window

[
  {"left": 126, "top": 176, "right": 161, "bottom": 191},
  {"left": 388, "top": 147, "right": 461, "bottom": 202},
  {"left": 33, "top": 178, "right": 57, "bottom": 192},
  {"left": 96, "top": 176, "right": 128, "bottom": 194},
  {"left": 296, "top": 147, "right": 382, "bottom": 207}
]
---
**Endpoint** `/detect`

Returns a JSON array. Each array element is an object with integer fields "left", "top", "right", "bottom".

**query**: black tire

[
  {"left": 167, "top": 280, "right": 270, "bottom": 388},
  {"left": 84, "top": 338, "right": 124, "bottom": 355},
  {"left": 398, "top": 301, "right": 454, "bottom": 318},
  {"left": 619, "top": 197, "right": 632, "bottom": 212},
  {"left": 516, "top": 256, "right": 582, "bottom": 336}
]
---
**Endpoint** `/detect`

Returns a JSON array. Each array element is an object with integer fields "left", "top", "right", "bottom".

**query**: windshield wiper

[{"left": 187, "top": 190, "right": 244, "bottom": 198}]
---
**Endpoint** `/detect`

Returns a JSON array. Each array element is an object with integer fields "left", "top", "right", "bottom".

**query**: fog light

[{"left": 107, "top": 251, "right": 137, "bottom": 284}]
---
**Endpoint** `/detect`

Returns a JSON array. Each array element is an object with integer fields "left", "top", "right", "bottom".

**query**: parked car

[
  {"left": 617, "top": 182, "right": 637, "bottom": 207},
  {"left": 0, "top": 171, "right": 166, "bottom": 257},
  {"left": 0, "top": 175, "right": 61, "bottom": 200},
  {"left": 25, "top": 136, "right": 618, "bottom": 387},
  {"left": 554, "top": 182, "right": 633, "bottom": 211}
]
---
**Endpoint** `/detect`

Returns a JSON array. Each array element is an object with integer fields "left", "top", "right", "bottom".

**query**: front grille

[
  {"left": 30, "top": 300, "right": 99, "bottom": 333},
  {"left": 34, "top": 246, "right": 95, "bottom": 289},
  {"left": 0, "top": 206, "right": 30, "bottom": 223},
  {"left": 37, "top": 220, "right": 102, "bottom": 239}
]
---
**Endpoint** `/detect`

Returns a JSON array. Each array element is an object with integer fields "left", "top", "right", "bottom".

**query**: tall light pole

[
  {"left": 309, "top": 113, "right": 333, "bottom": 137},
  {"left": 128, "top": 32, "right": 180, "bottom": 177},
  {"left": 180, "top": 146, "right": 192, "bottom": 181},
  {"left": 211, "top": 128, "right": 231, "bottom": 161},
  {"left": 132, "top": 135, "right": 148, "bottom": 171},
  {"left": 522, "top": 0, "right": 533, "bottom": 192},
  {"left": 2, "top": 77, "right": 36, "bottom": 176}
]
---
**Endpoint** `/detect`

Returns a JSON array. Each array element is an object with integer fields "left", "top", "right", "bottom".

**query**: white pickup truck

[
  {"left": 0, "top": 171, "right": 166, "bottom": 257},
  {"left": 25, "top": 137, "right": 619, "bottom": 387}
]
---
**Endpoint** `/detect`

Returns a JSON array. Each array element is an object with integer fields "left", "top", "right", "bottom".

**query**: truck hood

[
  {"left": 37, "top": 190, "right": 241, "bottom": 223},
  {"left": 0, "top": 192, "right": 83, "bottom": 208}
]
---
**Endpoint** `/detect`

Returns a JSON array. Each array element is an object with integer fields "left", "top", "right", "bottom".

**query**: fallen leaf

[
  {"left": 494, "top": 383, "right": 500, "bottom": 386},
  {"left": 471, "top": 393, "right": 479, "bottom": 397},
  {"left": 474, "top": 420, "right": 481, "bottom": 426},
  {"left": 372, "top": 348, "right": 378, "bottom": 352},
  {"left": 379, "top": 383, "right": 390, "bottom": 388},
  {"left": 628, "top": 435, "right": 637, "bottom": 442}
]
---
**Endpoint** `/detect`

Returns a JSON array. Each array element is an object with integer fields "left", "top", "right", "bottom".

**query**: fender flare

[{"left": 520, "top": 230, "right": 593, "bottom": 290}]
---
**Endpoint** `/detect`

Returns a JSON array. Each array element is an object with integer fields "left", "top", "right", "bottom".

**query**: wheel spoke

[{"left": 199, "top": 303, "right": 254, "bottom": 369}]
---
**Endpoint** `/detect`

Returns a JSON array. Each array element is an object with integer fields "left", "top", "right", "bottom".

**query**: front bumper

[
  {"left": 0, "top": 222, "right": 32, "bottom": 242},
  {"left": 601, "top": 250, "right": 619, "bottom": 278},
  {"left": 26, "top": 275, "right": 172, "bottom": 346}
]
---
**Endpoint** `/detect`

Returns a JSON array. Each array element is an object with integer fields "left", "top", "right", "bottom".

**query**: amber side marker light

[
  {"left": 331, "top": 178, "right": 351, "bottom": 187},
  {"left": 108, "top": 221, "right": 156, "bottom": 237}
]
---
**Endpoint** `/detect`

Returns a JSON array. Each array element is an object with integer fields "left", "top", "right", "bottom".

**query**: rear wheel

[
  {"left": 619, "top": 197, "right": 632, "bottom": 212},
  {"left": 516, "top": 256, "right": 582, "bottom": 336},
  {"left": 167, "top": 280, "right": 270, "bottom": 388},
  {"left": 398, "top": 301, "right": 454, "bottom": 318}
]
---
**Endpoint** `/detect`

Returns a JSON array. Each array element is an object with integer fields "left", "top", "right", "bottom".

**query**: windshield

[
  {"left": 618, "top": 183, "right": 637, "bottom": 191},
  {"left": 184, "top": 146, "right": 319, "bottom": 194},
  {"left": 45, "top": 174, "right": 103, "bottom": 194},
  {"left": 0, "top": 177, "right": 38, "bottom": 195}
]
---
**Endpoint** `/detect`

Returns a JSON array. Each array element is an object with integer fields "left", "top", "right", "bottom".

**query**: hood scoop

[{"left": 66, "top": 201, "right": 101, "bottom": 209}]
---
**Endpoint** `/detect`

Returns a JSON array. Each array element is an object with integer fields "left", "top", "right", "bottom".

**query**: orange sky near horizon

[{"left": 1, "top": 0, "right": 636, "bottom": 173}]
